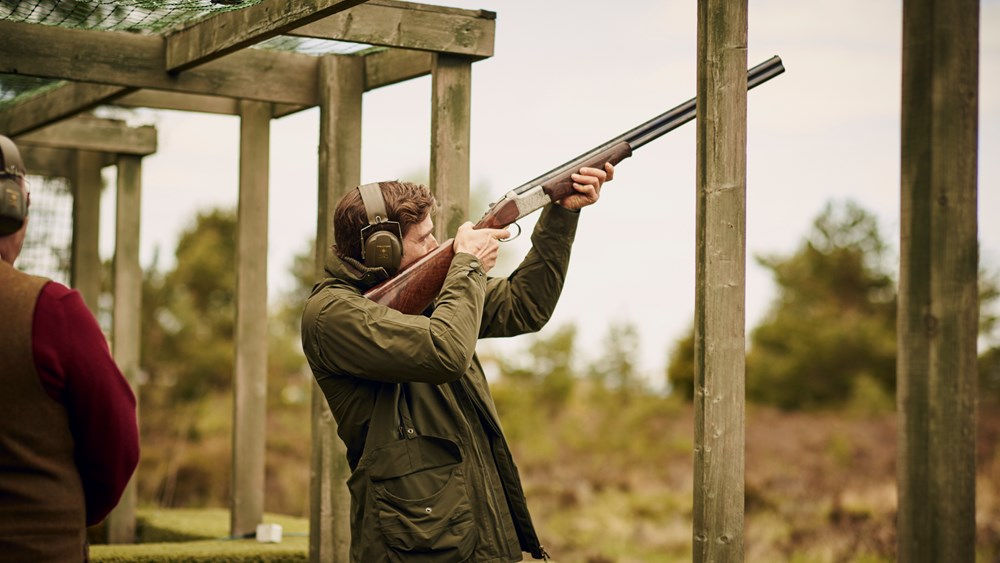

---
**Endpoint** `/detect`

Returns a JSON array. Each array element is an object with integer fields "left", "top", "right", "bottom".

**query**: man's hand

[
  {"left": 454, "top": 223, "right": 510, "bottom": 274},
  {"left": 557, "top": 162, "right": 615, "bottom": 211}
]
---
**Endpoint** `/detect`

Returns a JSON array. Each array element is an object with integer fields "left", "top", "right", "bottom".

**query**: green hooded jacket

[{"left": 301, "top": 204, "right": 580, "bottom": 562}]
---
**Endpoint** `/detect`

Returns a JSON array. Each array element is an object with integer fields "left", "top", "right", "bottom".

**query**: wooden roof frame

[{"left": 0, "top": 0, "right": 495, "bottom": 134}]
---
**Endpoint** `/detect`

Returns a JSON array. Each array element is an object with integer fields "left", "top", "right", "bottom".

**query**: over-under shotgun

[{"left": 366, "top": 56, "right": 785, "bottom": 314}]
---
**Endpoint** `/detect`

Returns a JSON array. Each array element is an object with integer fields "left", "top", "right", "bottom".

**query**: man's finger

[{"left": 577, "top": 167, "right": 607, "bottom": 181}]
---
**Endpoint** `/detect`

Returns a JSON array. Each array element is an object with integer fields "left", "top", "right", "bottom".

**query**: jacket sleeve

[
  {"left": 478, "top": 203, "right": 580, "bottom": 338},
  {"left": 33, "top": 283, "right": 140, "bottom": 527},
  {"left": 303, "top": 252, "right": 488, "bottom": 385}
]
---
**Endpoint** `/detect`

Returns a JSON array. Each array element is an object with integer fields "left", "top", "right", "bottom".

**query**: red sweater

[{"left": 31, "top": 281, "right": 140, "bottom": 526}]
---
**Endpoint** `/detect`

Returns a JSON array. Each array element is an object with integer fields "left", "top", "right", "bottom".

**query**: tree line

[{"left": 108, "top": 199, "right": 998, "bottom": 511}]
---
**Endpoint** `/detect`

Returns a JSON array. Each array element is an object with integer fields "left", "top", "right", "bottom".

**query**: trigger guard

[{"left": 499, "top": 222, "right": 521, "bottom": 243}]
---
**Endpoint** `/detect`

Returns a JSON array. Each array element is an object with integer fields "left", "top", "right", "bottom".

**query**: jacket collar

[{"left": 315, "top": 246, "right": 392, "bottom": 293}]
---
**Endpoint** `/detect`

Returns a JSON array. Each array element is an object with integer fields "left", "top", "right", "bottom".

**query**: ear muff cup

[
  {"left": 0, "top": 135, "right": 27, "bottom": 237},
  {"left": 357, "top": 182, "right": 403, "bottom": 275},
  {"left": 0, "top": 178, "right": 27, "bottom": 236},
  {"left": 363, "top": 227, "right": 403, "bottom": 273}
]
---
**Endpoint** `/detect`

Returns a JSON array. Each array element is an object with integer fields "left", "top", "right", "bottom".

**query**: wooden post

[
  {"left": 430, "top": 53, "right": 472, "bottom": 240},
  {"left": 107, "top": 154, "right": 142, "bottom": 544},
  {"left": 898, "top": 0, "right": 979, "bottom": 560},
  {"left": 693, "top": 1, "right": 748, "bottom": 561},
  {"left": 232, "top": 99, "right": 271, "bottom": 538},
  {"left": 70, "top": 150, "right": 103, "bottom": 313},
  {"left": 311, "top": 55, "right": 363, "bottom": 563}
]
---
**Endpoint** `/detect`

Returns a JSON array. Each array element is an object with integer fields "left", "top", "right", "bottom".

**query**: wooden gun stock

[{"left": 364, "top": 56, "right": 786, "bottom": 315}]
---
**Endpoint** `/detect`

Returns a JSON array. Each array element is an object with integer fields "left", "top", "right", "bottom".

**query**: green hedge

[{"left": 90, "top": 508, "right": 308, "bottom": 562}]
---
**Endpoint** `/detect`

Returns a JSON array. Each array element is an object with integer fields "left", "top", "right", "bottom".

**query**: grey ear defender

[
  {"left": 358, "top": 182, "right": 403, "bottom": 275},
  {"left": 0, "top": 135, "right": 27, "bottom": 237}
]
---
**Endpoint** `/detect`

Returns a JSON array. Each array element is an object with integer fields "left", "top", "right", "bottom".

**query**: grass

[
  {"left": 90, "top": 508, "right": 308, "bottom": 562},
  {"left": 90, "top": 538, "right": 307, "bottom": 563}
]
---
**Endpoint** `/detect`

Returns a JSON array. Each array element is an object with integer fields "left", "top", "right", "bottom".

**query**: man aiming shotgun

[{"left": 301, "top": 56, "right": 783, "bottom": 562}]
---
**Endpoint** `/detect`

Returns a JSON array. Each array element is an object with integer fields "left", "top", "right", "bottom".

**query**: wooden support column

[
  {"left": 693, "top": 1, "right": 748, "bottom": 561},
  {"left": 70, "top": 150, "right": 104, "bottom": 313},
  {"left": 232, "top": 99, "right": 271, "bottom": 538},
  {"left": 311, "top": 55, "right": 363, "bottom": 563},
  {"left": 429, "top": 53, "right": 472, "bottom": 240},
  {"left": 898, "top": 0, "right": 979, "bottom": 560},
  {"left": 107, "top": 154, "right": 142, "bottom": 544}
]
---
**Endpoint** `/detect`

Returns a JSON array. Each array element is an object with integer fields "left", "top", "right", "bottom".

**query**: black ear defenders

[
  {"left": 0, "top": 135, "right": 27, "bottom": 237},
  {"left": 358, "top": 182, "right": 403, "bottom": 275}
]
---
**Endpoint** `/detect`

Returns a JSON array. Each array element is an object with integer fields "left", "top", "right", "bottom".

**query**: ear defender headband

[
  {"left": 0, "top": 135, "right": 27, "bottom": 237},
  {"left": 358, "top": 182, "right": 403, "bottom": 275}
]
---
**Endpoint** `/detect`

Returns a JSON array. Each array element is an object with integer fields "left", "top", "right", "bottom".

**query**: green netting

[
  {"left": 17, "top": 175, "right": 73, "bottom": 284},
  {"left": 0, "top": 0, "right": 265, "bottom": 33},
  {"left": 0, "top": 75, "right": 63, "bottom": 107}
]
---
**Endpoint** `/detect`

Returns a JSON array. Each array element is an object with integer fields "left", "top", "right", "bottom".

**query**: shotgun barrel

[{"left": 511, "top": 55, "right": 785, "bottom": 194}]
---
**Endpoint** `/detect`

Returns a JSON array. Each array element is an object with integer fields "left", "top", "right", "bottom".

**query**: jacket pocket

[{"left": 367, "top": 435, "right": 478, "bottom": 562}]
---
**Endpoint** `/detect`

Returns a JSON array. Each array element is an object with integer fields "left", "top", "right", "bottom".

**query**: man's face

[{"left": 398, "top": 214, "right": 437, "bottom": 271}]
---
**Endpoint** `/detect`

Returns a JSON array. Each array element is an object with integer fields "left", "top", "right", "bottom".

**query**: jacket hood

[{"left": 311, "top": 245, "right": 392, "bottom": 296}]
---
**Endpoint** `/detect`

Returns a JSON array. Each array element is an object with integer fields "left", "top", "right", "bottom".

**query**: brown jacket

[{"left": 0, "top": 262, "right": 87, "bottom": 562}]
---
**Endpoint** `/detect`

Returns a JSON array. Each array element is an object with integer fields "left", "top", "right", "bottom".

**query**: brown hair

[{"left": 333, "top": 181, "right": 437, "bottom": 261}]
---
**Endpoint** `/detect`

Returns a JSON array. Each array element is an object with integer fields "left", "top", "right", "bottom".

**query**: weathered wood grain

[
  {"left": 289, "top": 0, "right": 495, "bottom": 58},
  {"left": 693, "top": 0, "right": 748, "bottom": 561},
  {"left": 17, "top": 117, "right": 156, "bottom": 156},
  {"left": 70, "top": 150, "right": 104, "bottom": 314},
  {"left": 897, "top": 0, "right": 979, "bottom": 561},
  {"left": 232, "top": 99, "right": 272, "bottom": 539},
  {"left": 107, "top": 154, "right": 143, "bottom": 544},
  {"left": 430, "top": 53, "right": 471, "bottom": 240}
]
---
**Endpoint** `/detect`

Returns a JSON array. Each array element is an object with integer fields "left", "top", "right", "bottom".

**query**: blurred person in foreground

[
  {"left": 302, "top": 164, "right": 613, "bottom": 562},
  {"left": 0, "top": 135, "right": 140, "bottom": 562}
]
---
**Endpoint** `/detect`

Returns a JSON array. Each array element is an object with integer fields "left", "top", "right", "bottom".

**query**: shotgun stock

[{"left": 365, "top": 56, "right": 785, "bottom": 314}]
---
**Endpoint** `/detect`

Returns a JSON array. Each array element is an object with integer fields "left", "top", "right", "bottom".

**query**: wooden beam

[
  {"left": 430, "top": 53, "right": 472, "bottom": 240},
  {"left": 897, "top": 0, "right": 979, "bottom": 560},
  {"left": 165, "top": 0, "right": 368, "bottom": 72},
  {"left": 364, "top": 48, "right": 433, "bottom": 91},
  {"left": 115, "top": 45, "right": 431, "bottom": 120},
  {"left": 0, "top": 21, "right": 318, "bottom": 105},
  {"left": 232, "top": 99, "right": 271, "bottom": 538},
  {"left": 70, "top": 150, "right": 104, "bottom": 314},
  {"left": 118, "top": 46, "right": 431, "bottom": 118},
  {"left": 311, "top": 55, "right": 363, "bottom": 563},
  {"left": 0, "top": 82, "right": 130, "bottom": 137},
  {"left": 17, "top": 117, "right": 157, "bottom": 156},
  {"left": 693, "top": 0, "right": 748, "bottom": 562},
  {"left": 116, "top": 90, "right": 241, "bottom": 115},
  {"left": 288, "top": 0, "right": 495, "bottom": 59},
  {"left": 107, "top": 154, "right": 143, "bottom": 544},
  {"left": 112, "top": 90, "right": 307, "bottom": 118},
  {"left": 17, "top": 146, "right": 76, "bottom": 178}
]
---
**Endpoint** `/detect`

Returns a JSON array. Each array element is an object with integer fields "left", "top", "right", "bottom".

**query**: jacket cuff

[
  {"left": 451, "top": 251, "right": 486, "bottom": 277},
  {"left": 535, "top": 201, "right": 580, "bottom": 241}
]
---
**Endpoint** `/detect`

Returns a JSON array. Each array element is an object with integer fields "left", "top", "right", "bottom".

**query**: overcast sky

[{"left": 98, "top": 0, "right": 999, "bottom": 384}]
